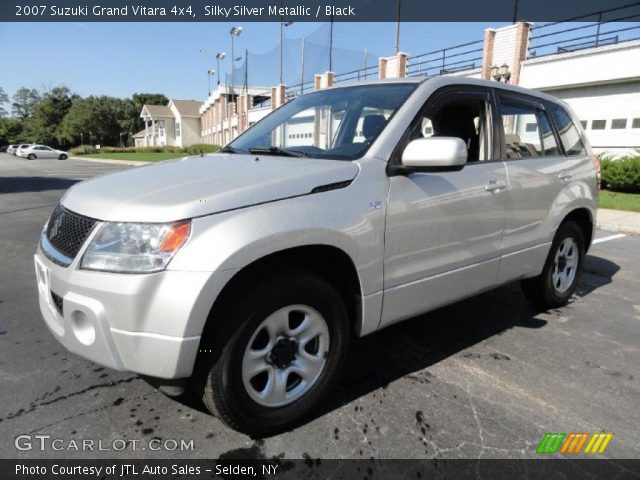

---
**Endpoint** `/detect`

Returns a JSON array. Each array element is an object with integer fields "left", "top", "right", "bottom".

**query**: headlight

[{"left": 80, "top": 220, "right": 191, "bottom": 273}]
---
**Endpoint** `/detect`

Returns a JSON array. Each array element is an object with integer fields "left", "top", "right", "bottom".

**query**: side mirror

[{"left": 401, "top": 137, "right": 467, "bottom": 172}]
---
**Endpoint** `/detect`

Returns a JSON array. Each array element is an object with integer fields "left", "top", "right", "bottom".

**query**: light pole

[
  {"left": 207, "top": 69, "right": 215, "bottom": 96},
  {"left": 230, "top": 26, "right": 242, "bottom": 94},
  {"left": 89, "top": 131, "right": 93, "bottom": 146},
  {"left": 215, "top": 52, "right": 226, "bottom": 86},
  {"left": 80, "top": 132, "right": 83, "bottom": 146},
  {"left": 119, "top": 132, "right": 123, "bottom": 147},
  {"left": 395, "top": 0, "right": 402, "bottom": 54},
  {"left": 279, "top": 16, "right": 294, "bottom": 85}
]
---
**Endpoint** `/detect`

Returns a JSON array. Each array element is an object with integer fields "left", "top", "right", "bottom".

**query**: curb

[
  {"left": 70, "top": 156, "right": 146, "bottom": 166},
  {"left": 596, "top": 222, "right": 640, "bottom": 236}
]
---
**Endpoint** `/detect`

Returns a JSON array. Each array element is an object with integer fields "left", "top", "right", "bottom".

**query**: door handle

[
  {"left": 485, "top": 179, "right": 507, "bottom": 192},
  {"left": 558, "top": 171, "right": 573, "bottom": 182}
]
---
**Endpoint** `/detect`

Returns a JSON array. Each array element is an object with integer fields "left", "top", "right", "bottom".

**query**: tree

[
  {"left": 59, "top": 96, "right": 125, "bottom": 146},
  {"left": 0, "top": 117, "right": 25, "bottom": 145},
  {"left": 24, "top": 86, "right": 78, "bottom": 147},
  {"left": 0, "top": 87, "right": 9, "bottom": 117},
  {"left": 11, "top": 87, "right": 40, "bottom": 120}
]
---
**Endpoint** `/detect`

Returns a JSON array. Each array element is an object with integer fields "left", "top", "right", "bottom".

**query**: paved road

[{"left": 1, "top": 153, "right": 639, "bottom": 460}]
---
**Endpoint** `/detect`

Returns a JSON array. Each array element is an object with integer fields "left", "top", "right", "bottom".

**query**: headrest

[
  {"left": 505, "top": 133, "right": 521, "bottom": 145},
  {"left": 363, "top": 115, "right": 387, "bottom": 139}
]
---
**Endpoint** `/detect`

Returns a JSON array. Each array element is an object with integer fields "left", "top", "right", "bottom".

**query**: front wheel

[
  {"left": 197, "top": 271, "right": 350, "bottom": 436},
  {"left": 58, "top": 154, "right": 67, "bottom": 160},
  {"left": 521, "top": 220, "right": 585, "bottom": 310}
]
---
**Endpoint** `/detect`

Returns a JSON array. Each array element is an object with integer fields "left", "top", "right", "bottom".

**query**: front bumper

[{"left": 34, "top": 247, "right": 227, "bottom": 379}]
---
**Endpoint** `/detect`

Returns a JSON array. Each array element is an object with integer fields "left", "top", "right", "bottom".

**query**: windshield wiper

[
  {"left": 249, "top": 147, "right": 307, "bottom": 158},
  {"left": 219, "top": 146, "right": 245, "bottom": 154}
]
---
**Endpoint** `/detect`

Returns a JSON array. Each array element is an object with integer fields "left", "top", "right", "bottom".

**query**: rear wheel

[
  {"left": 521, "top": 220, "right": 585, "bottom": 309},
  {"left": 196, "top": 271, "right": 350, "bottom": 436},
  {"left": 27, "top": 154, "right": 36, "bottom": 160}
]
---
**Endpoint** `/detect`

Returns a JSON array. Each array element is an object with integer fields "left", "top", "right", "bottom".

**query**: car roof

[{"left": 327, "top": 76, "right": 564, "bottom": 106}]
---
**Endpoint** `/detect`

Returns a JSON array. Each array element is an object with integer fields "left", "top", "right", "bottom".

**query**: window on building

[
  {"left": 633, "top": 118, "right": 640, "bottom": 129},
  {"left": 525, "top": 122, "right": 538, "bottom": 133},
  {"left": 591, "top": 120, "right": 606, "bottom": 130},
  {"left": 175, "top": 122, "right": 181, "bottom": 137},
  {"left": 548, "top": 103, "right": 587, "bottom": 156},
  {"left": 611, "top": 119, "right": 627, "bottom": 129}
]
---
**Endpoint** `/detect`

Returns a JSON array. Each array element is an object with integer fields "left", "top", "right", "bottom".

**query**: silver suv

[{"left": 35, "top": 77, "right": 599, "bottom": 435}]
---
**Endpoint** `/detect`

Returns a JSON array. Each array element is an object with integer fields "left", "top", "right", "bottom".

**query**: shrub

[
  {"left": 69, "top": 145, "right": 98, "bottom": 155},
  {"left": 184, "top": 144, "right": 220, "bottom": 156},
  {"left": 600, "top": 156, "right": 640, "bottom": 193}
]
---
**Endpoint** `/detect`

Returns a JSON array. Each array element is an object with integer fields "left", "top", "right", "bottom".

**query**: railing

[
  {"left": 528, "top": 1, "right": 640, "bottom": 58},
  {"left": 333, "top": 64, "right": 379, "bottom": 84},
  {"left": 285, "top": 80, "right": 315, "bottom": 100},
  {"left": 406, "top": 39, "right": 484, "bottom": 78}
]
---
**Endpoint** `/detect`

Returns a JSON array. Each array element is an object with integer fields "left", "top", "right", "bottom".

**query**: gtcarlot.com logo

[{"left": 537, "top": 432, "right": 613, "bottom": 454}]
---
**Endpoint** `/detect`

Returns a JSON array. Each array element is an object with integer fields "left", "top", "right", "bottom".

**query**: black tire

[
  {"left": 58, "top": 154, "right": 67, "bottom": 160},
  {"left": 521, "top": 220, "right": 585, "bottom": 310},
  {"left": 27, "top": 154, "right": 36, "bottom": 160},
  {"left": 196, "top": 270, "right": 350, "bottom": 436}
]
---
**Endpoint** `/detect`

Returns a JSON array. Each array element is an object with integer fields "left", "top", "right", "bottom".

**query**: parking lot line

[{"left": 592, "top": 233, "right": 626, "bottom": 245}]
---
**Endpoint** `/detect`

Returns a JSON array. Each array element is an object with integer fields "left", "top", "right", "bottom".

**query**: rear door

[{"left": 494, "top": 92, "right": 586, "bottom": 282}]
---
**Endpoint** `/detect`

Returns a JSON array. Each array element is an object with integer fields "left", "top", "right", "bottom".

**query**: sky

[{"left": 0, "top": 22, "right": 507, "bottom": 102}]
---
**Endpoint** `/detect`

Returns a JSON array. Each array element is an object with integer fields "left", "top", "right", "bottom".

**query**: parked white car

[
  {"left": 7, "top": 144, "right": 23, "bottom": 155},
  {"left": 18, "top": 144, "right": 68, "bottom": 160},
  {"left": 35, "top": 77, "right": 599, "bottom": 435}
]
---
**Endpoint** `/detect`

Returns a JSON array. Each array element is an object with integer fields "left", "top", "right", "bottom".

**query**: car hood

[{"left": 61, "top": 153, "right": 360, "bottom": 222}]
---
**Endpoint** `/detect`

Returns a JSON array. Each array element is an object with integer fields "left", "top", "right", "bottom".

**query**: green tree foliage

[
  {"left": 11, "top": 87, "right": 41, "bottom": 120},
  {"left": 0, "top": 117, "right": 24, "bottom": 144},
  {"left": 59, "top": 95, "right": 132, "bottom": 146},
  {"left": 23, "top": 86, "right": 79, "bottom": 147},
  {"left": 0, "top": 87, "right": 9, "bottom": 117},
  {"left": 1, "top": 86, "right": 170, "bottom": 148}
]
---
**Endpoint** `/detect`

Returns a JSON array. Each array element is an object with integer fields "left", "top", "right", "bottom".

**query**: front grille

[
  {"left": 45, "top": 205, "right": 96, "bottom": 262},
  {"left": 50, "top": 291, "right": 63, "bottom": 316}
]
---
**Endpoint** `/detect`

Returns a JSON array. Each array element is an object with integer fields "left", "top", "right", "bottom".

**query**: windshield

[{"left": 228, "top": 83, "right": 417, "bottom": 160}]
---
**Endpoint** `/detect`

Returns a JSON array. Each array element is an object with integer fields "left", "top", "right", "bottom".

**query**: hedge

[
  {"left": 69, "top": 144, "right": 220, "bottom": 156},
  {"left": 600, "top": 156, "right": 640, "bottom": 194}
]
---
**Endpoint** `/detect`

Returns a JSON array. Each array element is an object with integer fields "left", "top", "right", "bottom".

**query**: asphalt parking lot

[{"left": 1, "top": 152, "right": 639, "bottom": 460}]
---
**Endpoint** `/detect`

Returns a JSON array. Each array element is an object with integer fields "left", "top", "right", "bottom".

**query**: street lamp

[
  {"left": 89, "top": 131, "right": 93, "bottom": 146},
  {"left": 230, "top": 26, "right": 243, "bottom": 94},
  {"left": 80, "top": 132, "right": 83, "bottom": 146},
  {"left": 207, "top": 69, "right": 215, "bottom": 96},
  {"left": 216, "top": 52, "right": 226, "bottom": 86},
  {"left": 491, "top": 64, "right": 511, "bottom": 83},
  {"left": 119, "top": 132, "right": 123, "bottom": 147},
  {"left": 279, "top": 16, "right": 294, "bottom": 85}
]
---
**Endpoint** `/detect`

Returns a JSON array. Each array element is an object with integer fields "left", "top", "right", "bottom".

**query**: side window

[
  {"left": 499, "top": 100, "right": 543, "bottom": 158},
  {"left": 410, "top": 93, "right": 490, "bottom": 162},
  {"left": 548, "top": 103, "right": 587, "bottom": 156}
]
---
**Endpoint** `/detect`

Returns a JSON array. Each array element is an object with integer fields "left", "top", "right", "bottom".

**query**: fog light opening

[{"left": 71, "top": 310, "right": 96, "bottom": 345}]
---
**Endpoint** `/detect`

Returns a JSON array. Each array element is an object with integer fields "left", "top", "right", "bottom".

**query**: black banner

[
  {"left": 2, "top": 0, "right": 640, "bottom": 22},
  {"left": 2, "top": 459, "right": 640, "bottom": 480}
]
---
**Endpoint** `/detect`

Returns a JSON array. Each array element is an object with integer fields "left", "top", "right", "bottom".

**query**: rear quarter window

[{"left": 548, "top": 103, "right": 587, "bottom": 156}]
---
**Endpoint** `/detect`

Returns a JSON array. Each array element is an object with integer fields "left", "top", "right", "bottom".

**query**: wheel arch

[
  {"left": 561, "top": 207, "right": 594, "bottom": 252},
  {"left": 198, "top": 244, "right": 363, "bottom": 350}
]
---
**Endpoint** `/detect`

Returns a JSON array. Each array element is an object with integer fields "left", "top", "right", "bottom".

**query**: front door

[{"left": 381, "top": 87, "right": 508, "bottom": 327}]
